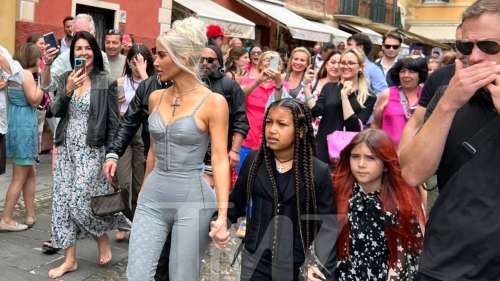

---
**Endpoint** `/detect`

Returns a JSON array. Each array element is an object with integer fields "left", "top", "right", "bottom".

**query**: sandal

[
  {"left": 42, "top": 240, "right": 60, "bottom": 255},
  {"left": 0, "top": 220, "right": 28, "bottom": 232}
]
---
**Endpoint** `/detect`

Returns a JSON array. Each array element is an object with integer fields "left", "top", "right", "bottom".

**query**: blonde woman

[
  {"left": 283, "top": 47, "right": 315, "bottom": 101},
  {"left": 305, "top": 49, "right": 376, "bottom": 165},
  {"left": 126, "top": 17, "right": 230, "bottom": 281}
]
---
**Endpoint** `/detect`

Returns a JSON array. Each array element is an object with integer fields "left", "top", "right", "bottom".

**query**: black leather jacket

[
  {"left": 49, "top": 70, "right": 118, "bottom": 149},
  {"left": 106, "top": 75, "right": 168, "bottom": 157},
  {"left": 202, "top": 70, "right": 249, "bottom": 165}
]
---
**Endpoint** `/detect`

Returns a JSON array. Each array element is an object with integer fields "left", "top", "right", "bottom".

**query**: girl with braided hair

[{"left": 215, "top": 98, "right": 336, "bottom": 281}]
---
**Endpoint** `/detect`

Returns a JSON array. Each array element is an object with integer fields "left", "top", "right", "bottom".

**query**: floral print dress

[
  {"left": 51, "top": 89, "right": 130, "bottom": 249},
  {"left": 336, "top": 183, "right": 422, "bottom": 281}
]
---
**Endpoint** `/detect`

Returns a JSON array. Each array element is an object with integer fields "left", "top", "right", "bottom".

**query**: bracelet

[{"left": 304, "top": 94, "right": 314, "bottom": 102}]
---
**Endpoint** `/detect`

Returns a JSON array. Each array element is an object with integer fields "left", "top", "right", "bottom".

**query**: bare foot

[
  {"left": 97, "top": 234, "right": 112, "bottom": 266},
  {"left": 114, "top": 230, "right": 128, "bottom": 242},
  {"left": 48, "top": 261, "right": 78, "bottom": 279}
]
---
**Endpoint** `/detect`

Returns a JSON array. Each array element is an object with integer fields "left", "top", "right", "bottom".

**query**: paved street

[{"left": 0, "top": 153, "right": 241, "bottom": 281}]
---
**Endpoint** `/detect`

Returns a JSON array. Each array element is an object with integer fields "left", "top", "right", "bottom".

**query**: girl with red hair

[{"left": 333, "top": 128, "right": 424, "bottom": 280}]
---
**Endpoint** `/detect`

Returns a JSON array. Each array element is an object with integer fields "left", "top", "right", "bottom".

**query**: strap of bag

[
  {"left": 440, "top": 116, "right": 500, "bottom": 182},
  {"left": 398, "top": 87, "right": 411, "bottom": 120}
]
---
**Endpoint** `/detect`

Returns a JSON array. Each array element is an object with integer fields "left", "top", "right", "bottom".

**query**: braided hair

[{"left": 245, "top": 98, "right": 319, "bottom": 261}]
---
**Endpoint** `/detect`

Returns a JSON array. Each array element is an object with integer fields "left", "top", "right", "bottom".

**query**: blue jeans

[{"left": 237, "top": 146, "right": 253, "bottom": 174}]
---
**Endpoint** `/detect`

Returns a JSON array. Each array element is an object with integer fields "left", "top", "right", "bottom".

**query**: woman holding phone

[
  {"left": 239, "top": 51, "right": 284, "bottom": 172},
  {"left": 282, "top": 47, "right": 315, "bottom": 102},
  {"left": 47, "top": 31, "right": 129, "bottom": 279}
]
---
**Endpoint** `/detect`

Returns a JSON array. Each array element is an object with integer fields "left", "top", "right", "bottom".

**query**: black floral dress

[{"left": 336, "top": 183, "right": 422, "bottom": 281}]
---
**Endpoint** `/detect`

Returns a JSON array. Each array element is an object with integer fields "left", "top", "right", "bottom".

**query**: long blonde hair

[
  {"left": 341, "top": 48, "right": 372, "bottom": 107},
  {"left": 286, "top": 47, "right": 311, "bottom": 74}
]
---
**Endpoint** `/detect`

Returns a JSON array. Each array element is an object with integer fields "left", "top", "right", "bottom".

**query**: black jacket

[
  {"left": 227, "top": 151, "right": 337, "bottom": 279},
  {"left": 50, "top": 70, "right": 118, "bottom": 149},
  {"left": 106, "top": 75, "right": 168, "bottom": 157},
  {"left": 202, "top": 70, "right": 249, "bottom": 165}
]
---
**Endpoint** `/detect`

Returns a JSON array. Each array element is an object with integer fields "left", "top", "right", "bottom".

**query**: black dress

[
  {"left": 336, "top": 183, "right": 422, "bottom": 281},
  {"left": 312, "top": 82, "right": 376, "bottom": 164}
]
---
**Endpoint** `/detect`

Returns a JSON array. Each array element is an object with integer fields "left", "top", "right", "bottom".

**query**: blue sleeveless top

[{"left": 6, "top": 86, "right": 38, "bottom": 160}]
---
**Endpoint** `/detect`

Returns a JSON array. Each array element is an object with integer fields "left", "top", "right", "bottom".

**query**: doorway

[{"left": 76, "top": 4, "right": 116, "bottom": 48}]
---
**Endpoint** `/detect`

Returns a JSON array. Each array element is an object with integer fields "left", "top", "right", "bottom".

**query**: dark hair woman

[
  {"left": 307, "top": 50, "right": 342, "bottom": 135},
  {"left": 225, "top": 46, "right": 250, "bottom": 84},
  {"left": 48, "top": 31, "right": 129, "bottom": 279},
  {"left": 334, "top": 129, "right": 425, "bottom": 280},
  {"left": 109, "top": 43, "right": 155, "bottom": 240},
  {"left": 219, "top": 98, "right": 336, "bottom": 281},
  {"left": 372, "top": 57, "right": 428, "bottom": 148},
  {"left": 0, "top": 43, "right": 43, "bottom": 232}
]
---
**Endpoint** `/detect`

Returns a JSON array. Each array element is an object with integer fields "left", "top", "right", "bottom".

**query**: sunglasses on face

[
  {"left": 455, "top": 40, "right": 500, "bottom": 55},
  {"left": 106, "top": 29, "right": 122, "bottom": 35},
  {"left": 251, "top": 51, "right": 262, "bottom": 56},
  {"left": 384, "top": 44, "right": 400, "bottom": 50},
  {"left": 201, "top": 57, "right": 216, "bottom": 63}
]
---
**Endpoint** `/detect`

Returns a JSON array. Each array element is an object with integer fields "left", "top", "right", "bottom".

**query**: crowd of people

[{"left": 0, "top": 0, "right": 499, "bottom": 280}]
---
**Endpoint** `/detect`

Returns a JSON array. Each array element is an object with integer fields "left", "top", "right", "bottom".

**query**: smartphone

[
  {"left": 43, "top": 32, "right": 58, "bottom": 50},
  {"left": 74, "top": 57, "right": 86, "bottom": 74},
  {"left": 269, "top": 55, "right": 279, "bottom": 71}
]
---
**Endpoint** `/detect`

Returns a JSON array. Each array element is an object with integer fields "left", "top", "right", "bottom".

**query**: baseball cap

[{"left": 206, "top": 25, "right": 225, "bottom": 39}]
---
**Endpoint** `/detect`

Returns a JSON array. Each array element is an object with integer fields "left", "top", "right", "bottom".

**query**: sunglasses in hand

[{"left": 455, "top": 40, "right": 500, "bottom": 55}]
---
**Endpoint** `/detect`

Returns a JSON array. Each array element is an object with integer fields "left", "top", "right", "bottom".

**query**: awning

[
  {"left": 314, "top": 22, "right": 352, "bottom": 43},
  {"left": 339, "top": 23, "right": 383, "bottom": 45},
  {"left": 237, "top": 0, "right": 331, "bottom": 42},
  {"left": 409, "top": 24, "right": 458, "bottom": 43},
  {"left": 398, "top": 28, "right": 451, "bottom": 49},
  {"left": 174, "top": 0, "right": 255, "bottom": 39}
]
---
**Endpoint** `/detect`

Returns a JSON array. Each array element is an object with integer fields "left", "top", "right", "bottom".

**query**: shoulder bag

[{"left": 326, "top": 119, "right": 364, "bottom": 163}]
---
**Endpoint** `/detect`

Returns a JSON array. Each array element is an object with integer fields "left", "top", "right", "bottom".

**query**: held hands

[
  {"left": 209, "top": 218, "right": 230, "bottom": 248},
  {"left": 441, "top": 59, "right": 500, "bottom": 112},
  {"left": 306, "top": 265, "right": 326, "bottom": 281},
  {"left": 65, "top": 68, "right": 87, "bottom": 95},
  {"left": 102, "top": 160, "right": 117, "bottom": 182},
  {"left": 228, "top": 150, "right": 240, "bottom": 169}
]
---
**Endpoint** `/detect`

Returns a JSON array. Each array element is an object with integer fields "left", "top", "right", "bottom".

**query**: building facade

[
  {"left": 402, "top": 0, "right": 475, "bottom": 43},
  {"left": 11, "top": 0, "right": 174, "bottom": 50}
]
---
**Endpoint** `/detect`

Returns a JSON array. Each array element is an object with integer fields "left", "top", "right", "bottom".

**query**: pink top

[
  {"left": 241, "top": 75, "right": 275, "bottom": 150},
  {"left": 382, "top": 86, "right": 421, "bottom": 148}
]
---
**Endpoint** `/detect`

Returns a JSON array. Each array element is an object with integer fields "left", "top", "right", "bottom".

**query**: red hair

[{"left": 333, "top": 129, "right": 425, "bottom": 267}]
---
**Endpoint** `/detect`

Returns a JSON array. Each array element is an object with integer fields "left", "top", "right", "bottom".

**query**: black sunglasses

[
  {"left": 455, "top": 40, "right": 500, "bottom": 55},
  {"left": 201, "top": 57, "right": 216, "bottom": 63},
  {"left": 106, "top": 29, "right": 122, "bottom": 35},
  {"left": 383, "top": 44, "right": 400, "bottom": 50}
]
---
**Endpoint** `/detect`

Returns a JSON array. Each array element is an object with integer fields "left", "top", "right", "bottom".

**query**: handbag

[
  {"left": 90, "top": 184, "right": 125, "bottom": 217},
  {"left": 326, "top": 119, "right": 364, "bottom": 162}
]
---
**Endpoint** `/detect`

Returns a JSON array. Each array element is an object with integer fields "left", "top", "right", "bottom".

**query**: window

[
  {"left": 370, "top": 0, "right": 386, "bottom": 23},
  {"left": 340, "top": 0, "right": 359, "bottom": 16}
]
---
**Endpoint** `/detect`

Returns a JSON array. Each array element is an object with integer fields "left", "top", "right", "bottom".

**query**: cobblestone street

[{"left": 0, "top": 154, "right": 242, "bottom": 281}]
